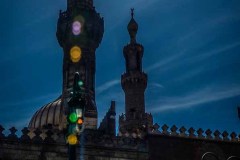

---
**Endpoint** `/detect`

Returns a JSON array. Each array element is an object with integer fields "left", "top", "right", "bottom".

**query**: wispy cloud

[
  {"left": 177, "top": 14, "right": 236, "bottom": 44},
  {"left": 145, "top": 11, "right": 240, "bottom": 74},
  {"left": 149, "top": 82, "right": 164, "bottom": 89},
  {"left": 0, "top": 92, "right": 60, "bottom": 128},
  {"left": 145, "top": 49, "right": 187, "bottom": 72},
  {"left": 147, "top": 41, "right": 240, "bottom": 74},
  {"left": 96, "top": 79, "right": 120, "bottom": 94},
  {"left": 0, "top": 92, "right": 60, "bottom": 108},
  {"left": 172, "top": 66, "right": 206, "bottom": 82},
  {"left": 193, "top": 41, "right": 240, "bottom": 62},
  {"left": 101, "top": 0, "right": 168, "bottom": 32},
  {"left": 150, "top": 86, "right": 240, "bottom": 113}
]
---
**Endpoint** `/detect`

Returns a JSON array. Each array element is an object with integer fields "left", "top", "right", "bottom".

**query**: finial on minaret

[
  {"left": 131, "top": 8, "right": 134, "bottom": 19},
  {"left": 128, "top": 8, "right": 138, "bottom": 43}
]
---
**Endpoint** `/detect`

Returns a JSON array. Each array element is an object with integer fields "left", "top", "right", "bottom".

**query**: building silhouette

[{"left": 0, "top": 0, "right": 240, "bottom": 159}]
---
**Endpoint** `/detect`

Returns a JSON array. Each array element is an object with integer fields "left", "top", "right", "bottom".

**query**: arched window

[
  {"left": 201, "top": 152, "right": 219, "bottom": 160},
  {"left": 227, "top": 156, "right": 240, "bottom": 160}
]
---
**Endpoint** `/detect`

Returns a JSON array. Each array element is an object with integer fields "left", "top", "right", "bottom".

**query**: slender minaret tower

[
  {"left": 56, "top": 0, "right": 104, "bottom": 129},
  {"left": 119, "top": 9, "right": 153, "bottom": 135}
]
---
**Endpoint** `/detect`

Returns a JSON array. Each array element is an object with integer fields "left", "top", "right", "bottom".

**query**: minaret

[
  {"left": 119, "top": 9, "right": 153, "bottom": 135},
  {"left": 67, "top": 0, "right": 93, "bottom": 10},
  {"left": 56, "top": 0, "right": 104, "bottom": 129}
]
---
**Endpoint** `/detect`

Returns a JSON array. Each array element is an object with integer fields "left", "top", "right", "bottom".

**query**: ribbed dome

[{"left": 28, "top": 97, "right": 66, "bottom": 130}]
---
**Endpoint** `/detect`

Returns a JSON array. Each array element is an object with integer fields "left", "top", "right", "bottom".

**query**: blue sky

[{"left": 0, "top": 0, "right": 240, "bottom": 135}]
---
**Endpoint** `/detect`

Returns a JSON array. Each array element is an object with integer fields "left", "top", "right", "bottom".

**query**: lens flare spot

[
  {"left": 70, "top": 46, "right": 82, "bottom": 63},
  {"left": 76, "top": 108, "right": 83, "bottom": 117},
  {"left": 77, "top": 118, "right": 83, "bottom": 125},
  {"left": 78, "top": 81, "right": 84, "bottom": 87},
  {"left": 67, "top": 134, "right": 78, "bottom": 145},
  {"left": 72, "top": 21, "right": 81, "bottom": 35},
  {"left": 69, "top": 112, "right": 78, "bottom": 123}
]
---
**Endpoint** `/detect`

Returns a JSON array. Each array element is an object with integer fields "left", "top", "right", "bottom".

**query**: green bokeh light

[
  {"left": 69, "top": 112, "right": 78, "bottom": 123},
  {"left": 78, "top": 81, "right": 84, "bottom": 87}
]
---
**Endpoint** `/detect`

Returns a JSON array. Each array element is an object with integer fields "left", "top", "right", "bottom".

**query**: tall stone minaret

[
  {"left": 56, "top": 0, "right": 104, "bottom": 129},
  {"left": 119, "top": 9, "right": 153, "bottom": 135}
]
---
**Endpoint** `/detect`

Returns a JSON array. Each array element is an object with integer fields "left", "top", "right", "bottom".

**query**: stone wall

[
  {"left": 0, "top": 126, "right": 148, "bottom": 160},
  {"left": 146, "top": 124, "right": 240, "bottom": 160},
  {"left": 148, "top": 135, "right": 240, "bottom": 160},
  {"left": 1, "top": 124, "right": 240, "bottom": 160}
]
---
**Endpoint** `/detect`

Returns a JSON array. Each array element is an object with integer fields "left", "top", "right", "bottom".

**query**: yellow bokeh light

[
  {"left": 67, "top": 134, "right": 78, "bottom": 145},
  {"left": 70, "top": 46, "right": 82, "bottom": 63}
]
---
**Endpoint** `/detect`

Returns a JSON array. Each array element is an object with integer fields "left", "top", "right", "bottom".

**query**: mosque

[{"left": 0, "top": 0, "right": 240, "bottom": 159}]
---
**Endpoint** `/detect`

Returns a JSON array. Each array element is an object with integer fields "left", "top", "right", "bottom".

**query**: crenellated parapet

[
  {"left": 119, "top": 113, "right": 154, "bottom": 139},
  {"left": 0, "top": 125, "right": 149, "bottom": 148},
  {"left": 0, "top": 125, "right": 148, "bottom": 160},
  {"left": 0, "top": 125, "right": 65, "bottom": 144},
  {"left": 1, "top": 124, "right": 239, "bottom": 160},
  {"left": 116, "top": 122, "right": 240, "bottom": 145},
  {"left": 147, "top": 124, "right": 240, "bottom": 159},
  {"left": 119, "top": 123, "right": 240, "bottom": 143}
]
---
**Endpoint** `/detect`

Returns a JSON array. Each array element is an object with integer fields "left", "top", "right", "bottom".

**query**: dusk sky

[{"left": 0, "top": 0, "right": 240, "bottom": 135}]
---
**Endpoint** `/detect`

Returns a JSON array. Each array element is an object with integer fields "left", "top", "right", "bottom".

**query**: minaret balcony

[{"left": 121, "top": 72, "right": 147, "bottom": 91}]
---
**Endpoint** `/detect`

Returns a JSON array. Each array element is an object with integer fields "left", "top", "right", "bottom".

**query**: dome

[
  {"left": 28, "top": 97, "right": 66, "bottom": 130},
  {"left": 127, "top": 18, "right": 138, "bottom": 39},
  {"left": 127, "top": 18, "right": 138, "bottom": 33}
]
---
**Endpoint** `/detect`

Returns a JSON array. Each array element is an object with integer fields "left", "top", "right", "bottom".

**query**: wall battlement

[
  {"left": 1, "top": 124, "right": 239, "bottom": 144},
  {"left": 118, "top": 124, "right": 240, "bottom": 143},
  {"left": 1, "top": 124, "right": 240, "bottom": 160}
]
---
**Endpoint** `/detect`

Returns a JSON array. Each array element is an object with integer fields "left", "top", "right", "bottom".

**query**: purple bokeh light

[{"left": 72, "top": 21, "right": 81, "bottom": 35}]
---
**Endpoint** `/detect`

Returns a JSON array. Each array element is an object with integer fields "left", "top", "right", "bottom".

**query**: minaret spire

[
  {"left": 128, "top": 8, "right": 138, "bottom": 44},
  {"left": 119, "top": 9, "right": 153, "bottom": 136},
  {"left": 131, "top": 8, "right": 134, "bottom": 18}
]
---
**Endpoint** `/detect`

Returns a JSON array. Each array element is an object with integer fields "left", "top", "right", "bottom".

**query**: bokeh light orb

[
  {"left": 72, "top": 21, "right": 81, "bottom": 35},
  {"left": 77, "top": 118, "right": 83, "bottom": 125},
  {"left": 78, "top": 80, "right": 84, "bottom": 87},
  {"left": 67, "top": 134, "right": 78, "bottom": 145},
  {"left": 69, "top": 112, "right": 78, "bottom": 123},
  {"left": 70, "top": 46, "right": 82, "bottom": 63}
]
